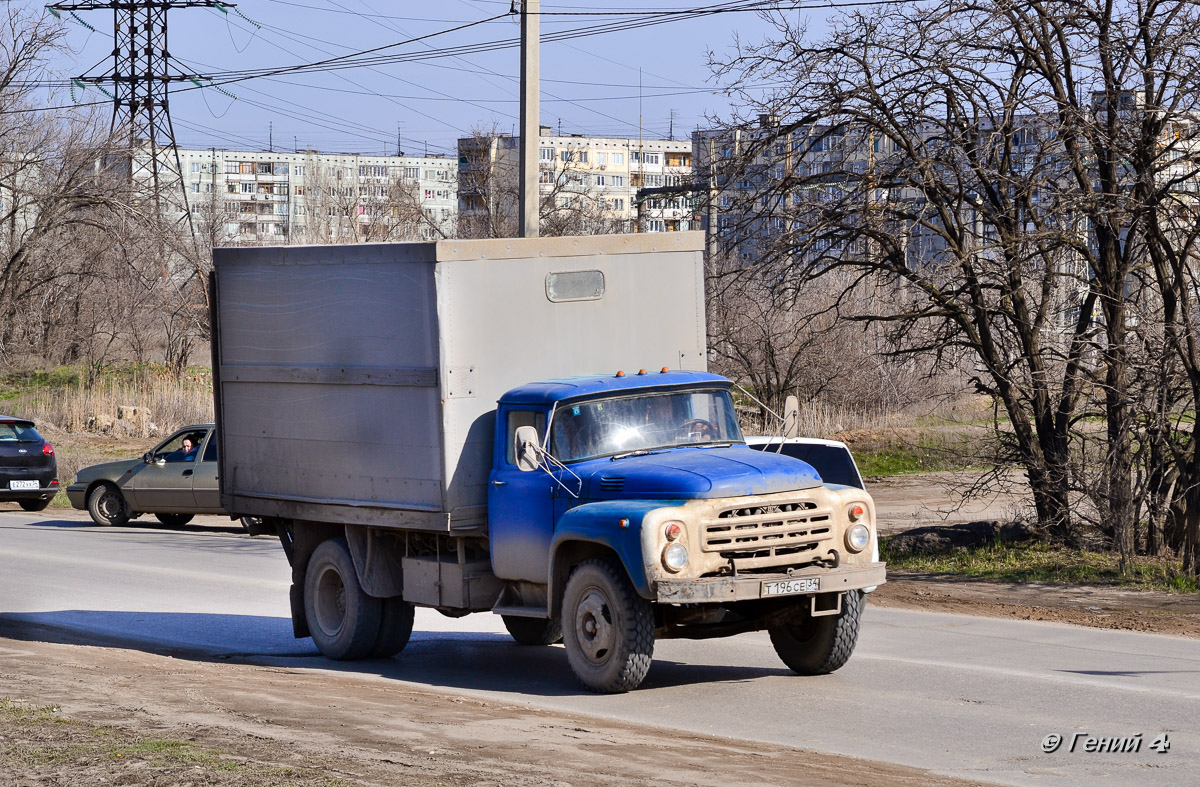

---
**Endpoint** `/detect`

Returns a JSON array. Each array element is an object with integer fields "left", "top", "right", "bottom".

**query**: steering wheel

[{"left": 680, "top": 419, "right": 717, "bottom": 440}]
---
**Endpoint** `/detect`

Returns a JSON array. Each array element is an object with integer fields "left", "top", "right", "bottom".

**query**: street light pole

[{"left": 518, "top": 0, "right": 540, "bottom": 238}]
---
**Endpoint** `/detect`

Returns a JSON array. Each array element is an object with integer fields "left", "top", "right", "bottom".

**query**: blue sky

[{"left": 31, "top": 1, "right": 807, "bottom": 157}]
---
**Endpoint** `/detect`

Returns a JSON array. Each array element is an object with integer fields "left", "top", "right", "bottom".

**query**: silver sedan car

[{"left": 66, "top": 424, "right": 257, "bottom": 531}]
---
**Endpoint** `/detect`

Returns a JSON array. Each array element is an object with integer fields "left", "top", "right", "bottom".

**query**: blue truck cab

[{"left": 487, "top": 370, "right": 885, "bottom": 691}]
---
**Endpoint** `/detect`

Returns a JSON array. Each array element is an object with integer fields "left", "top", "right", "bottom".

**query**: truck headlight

[
  {"left": 662, "top": 543, "right": 688, "bottom": 572},
  {"left": 845, "top": 524, "right": 870, "bottom": 553}
]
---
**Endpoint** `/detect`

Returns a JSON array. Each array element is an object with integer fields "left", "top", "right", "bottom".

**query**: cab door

[
  {"left": 122, "top": 429, "right": 201, "bottom": 511},
  {"left": 488, "top": 407, "right": 554, "bottom": 583},
  {"left": 190, "top": 429, "right": 222, "bottom": 512}
]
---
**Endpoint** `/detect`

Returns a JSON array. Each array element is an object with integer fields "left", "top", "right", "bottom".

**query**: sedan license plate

[
  {"left": 761, "top": 577, "right": 820, "bottom": 597},
  {"left": 8, "top": 480, "right": 39, "bottom": 490}
]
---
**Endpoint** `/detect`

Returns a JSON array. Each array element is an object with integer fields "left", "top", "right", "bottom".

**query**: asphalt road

[{"left": 2, "top": 509, "right": 1197, "bottom": 787}]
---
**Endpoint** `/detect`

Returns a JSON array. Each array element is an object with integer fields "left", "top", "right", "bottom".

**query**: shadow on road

[
  {"left": 7, "top": 515, "right": 250, "bottom": 536},
  {"left": 0, "top": 610, "right": 790, "bottom": 696}
]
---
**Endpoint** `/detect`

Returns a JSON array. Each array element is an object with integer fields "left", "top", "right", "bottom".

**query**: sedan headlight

[
  {"left": 846, "top": 524, "right": 870, "bottom": 553},
  {"left": 662, "top": 543, "right": 688, "bottom": 572}
]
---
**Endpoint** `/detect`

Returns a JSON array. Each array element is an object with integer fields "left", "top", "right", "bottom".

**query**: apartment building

[
  {"left": 162, "top": 147, "right": 457, "bottom": 245},
  {"left": 457, "top": 127, "right": 695, "bottom": 237}
]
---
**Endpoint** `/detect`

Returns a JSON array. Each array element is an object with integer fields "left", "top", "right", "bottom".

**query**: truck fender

[
  {"left": 344, "top": 524, "right": 405, "bottom": 598},
  {"left": 547, "top": 500, "right": 676, "bottom": 616}
]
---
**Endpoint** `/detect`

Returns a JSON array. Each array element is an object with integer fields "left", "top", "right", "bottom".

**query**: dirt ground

[
  {"left": 0, "top": 622, "right": 985, "bottom": 787},
  {"left": 2, "top": 467, "right": 1198, "bottom": 785}
]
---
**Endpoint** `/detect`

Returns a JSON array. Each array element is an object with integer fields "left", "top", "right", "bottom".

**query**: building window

[
  {"left": 612, "top": 153, "right": 625, "bottom": 165},
  {"left": 561, "top": 150, "right": 574, "bottom": 163},
  {"left": 578, "top": 151, "right": 588, "bottom": 163},
  {"left": 294, "top": 165, "right": 305, "bottom": 176},
  {"left": 190, "top": 162, "right": 200, "bottom": 173},
  {"left": 596, "top": 152, "right": 607, "bottom": 165},
  {"left": 539, "top": 147, "right": 554, "bottom": 161},
  {"left": 596, "top": 175, "right": 606, "bottom": 186}
]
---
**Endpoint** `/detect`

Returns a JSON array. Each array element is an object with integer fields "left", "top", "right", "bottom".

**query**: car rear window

[
  {"left": 751, "top": 442, "right": 863, "bottom": 489},
  {"left": 0, "top": 421, "right": 41, "bottom": 442}
]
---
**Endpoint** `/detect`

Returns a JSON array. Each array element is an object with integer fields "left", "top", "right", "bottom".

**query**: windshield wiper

[{"left": 611, "top": 449, "right": 664, "bottom": 460}]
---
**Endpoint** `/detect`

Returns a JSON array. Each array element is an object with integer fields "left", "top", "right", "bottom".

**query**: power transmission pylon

[{"left": 46, "top": 1, "right": 230, "bottom": 227}]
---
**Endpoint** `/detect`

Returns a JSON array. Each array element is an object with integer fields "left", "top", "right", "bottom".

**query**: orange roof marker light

[
  {"left": 615, "top": 370, "right": 625, "bottom": 377},
  {"left": 638, "top": 369, "right": 647, "bottom": 375},
  {"left": 660, "top": 367, "right": 670, "bottom": 373}
]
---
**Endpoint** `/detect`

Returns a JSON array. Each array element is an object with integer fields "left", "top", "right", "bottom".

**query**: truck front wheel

[
  {"left": 769, "top": 590, "right": 863, "bottom": 675},
  {"left": 304, "top": 538, "right": 382, "bottom": 660},
  {"left": 502, "top": 615, "right": 562, "bottom": 646},
  {"left": 561, "top": 558, "right": 654, "bottom": 693}
]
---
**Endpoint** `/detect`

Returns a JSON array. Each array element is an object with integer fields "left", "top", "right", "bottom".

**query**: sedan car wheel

[{"left": 87, "top": 484, "right": 129, "bottom": 527}]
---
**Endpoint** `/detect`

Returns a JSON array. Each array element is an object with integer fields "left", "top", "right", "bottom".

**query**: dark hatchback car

[{"left": 0, "top": 416, "right": 59, "bottom": 511}]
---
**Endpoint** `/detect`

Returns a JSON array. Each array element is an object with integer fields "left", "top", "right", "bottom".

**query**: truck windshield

[{"left": 549, "top": 388, "right": 743, "bottom": 462}]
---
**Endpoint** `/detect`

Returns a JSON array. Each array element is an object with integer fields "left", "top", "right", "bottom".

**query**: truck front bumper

[{"left": 653, "top": 562, "right": 886, "bottom": 604}]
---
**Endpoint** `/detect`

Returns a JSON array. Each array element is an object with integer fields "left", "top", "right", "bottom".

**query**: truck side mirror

[
  {"left": 784, "top": 394, "right": 800, "bottom": 438},
  {"left": 514, "top": 425, "right": 541, "bottom": 472}
]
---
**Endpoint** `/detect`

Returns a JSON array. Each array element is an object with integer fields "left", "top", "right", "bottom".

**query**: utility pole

[
  {"left": 517, "top": 0, "right": 540, "bottom": 238},
  {"left": 48, "top": 0, "right": 229, "bottom": 226}
]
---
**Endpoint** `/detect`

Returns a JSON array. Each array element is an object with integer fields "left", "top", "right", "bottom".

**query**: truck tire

[
  {"left": 502, "top": 615, "right": 563, "bottom": 646},
  {"left": 87, "top": 484, "right": 129, "bottom": 527},
  {"left": 155, "top": 513, "right": 194, "bottom": 527},
  {"left": 769, "top": 590, "right": 863, "bottom": 675},
  {"left": 370, "top": 596, "right": 415, "bottom": 658},
  {"left": 304, "top": 538, "right": 382, "bottom": 660},
  {"left": 561, "top": 558, "right": 654, "bottom": 693}
]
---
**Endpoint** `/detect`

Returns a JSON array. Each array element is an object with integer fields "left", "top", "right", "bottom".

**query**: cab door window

[{"left": 505, "top": 410, "right": 545, "bottom": 466}]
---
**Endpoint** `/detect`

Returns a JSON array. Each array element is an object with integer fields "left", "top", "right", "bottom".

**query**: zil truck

[{"left": 209, "top": 232, "right": 885, "bottom": 692}]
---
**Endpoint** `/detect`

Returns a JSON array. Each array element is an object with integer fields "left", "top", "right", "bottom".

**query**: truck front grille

[{"left": 701, "top": 500, "right": 833, "bottom": 563}]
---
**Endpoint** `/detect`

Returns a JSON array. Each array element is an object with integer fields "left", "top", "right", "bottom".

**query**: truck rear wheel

[
  {"left": 561, "top": 558, "right": 654, "bottom": 693},
  {"left": 769, "top": 590, "right": 863, "bottom": 675},
  {"left": 370, "top": 596, "right": 415, "bottom": 658},
  {"left": 503, "top": 615, "right": 562, "bottom": 646},
  {"left": 304, "top": 538, "right": 382, "bottom": 660}
]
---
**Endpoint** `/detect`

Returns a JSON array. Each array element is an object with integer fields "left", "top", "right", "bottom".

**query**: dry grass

[
  {"left": 17, "top": 378, "right": 214, "bottom": 440},
  {"left": 738, "top": 395, "right": 992, "bottom": 438},
  {"left": 4, "top": 376, "right": 214, "bottom": 503}
]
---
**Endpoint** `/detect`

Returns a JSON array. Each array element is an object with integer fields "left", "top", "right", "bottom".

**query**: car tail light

[{"left": 43, "top": 443, "right": 55, "bottom": 456}]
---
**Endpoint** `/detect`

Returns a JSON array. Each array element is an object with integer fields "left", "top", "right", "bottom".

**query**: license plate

[
  {"left": 761, "top": 577, "right": 820, "bottom": 597},
  {"left": 8, "top": 480, "right": 39, "bottom": 490}
]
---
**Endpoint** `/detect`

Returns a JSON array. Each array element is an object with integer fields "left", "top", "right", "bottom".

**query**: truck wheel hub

[{"left": 575, "top": 589, "right": 613, "bottom": 661}]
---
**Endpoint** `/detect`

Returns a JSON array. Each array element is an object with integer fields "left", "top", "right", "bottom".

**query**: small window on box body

[{"left": 546, "top": 270, "right": 605, "bottom": 302}]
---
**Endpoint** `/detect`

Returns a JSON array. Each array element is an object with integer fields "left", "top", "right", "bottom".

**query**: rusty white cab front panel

[{"left": 640, "top": 486, "right": 886, "bottom": 604}]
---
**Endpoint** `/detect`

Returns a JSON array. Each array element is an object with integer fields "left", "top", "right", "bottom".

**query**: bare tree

[
  {"left": 0, "top": 7, "right": 131, "bottom": 370},
  {"left": 709, "top": 1, "right": 1200, "bottom": 571}
]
